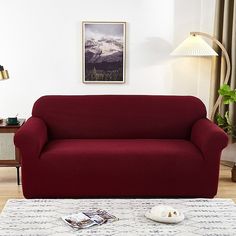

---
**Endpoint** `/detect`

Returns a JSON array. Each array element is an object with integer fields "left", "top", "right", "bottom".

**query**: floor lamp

[
  {"left": 171, "top": 32, "right": 231, "bottom": 121},
  {"left": 0, "top": 65, "right": 9, "bottom": 123}
]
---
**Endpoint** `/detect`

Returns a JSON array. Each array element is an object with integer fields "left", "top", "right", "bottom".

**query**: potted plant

[
  {"left": 216, "top": 84, "right": 236, "bottom": 139},
  {"left": 216, "top": 84, "right": 236, "bottom": 181}
]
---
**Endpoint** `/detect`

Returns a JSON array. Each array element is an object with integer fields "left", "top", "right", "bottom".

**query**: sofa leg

[
  {"left": 16, "top": 166, "right": 20, "bottom": 185},
  {"left": 231, "top": 163, "right": 236, "bottom": 182}
]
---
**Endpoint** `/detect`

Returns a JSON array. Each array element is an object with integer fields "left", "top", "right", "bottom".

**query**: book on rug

[{"left": 62, "top": 209, "right": 118, "bottom": 230}]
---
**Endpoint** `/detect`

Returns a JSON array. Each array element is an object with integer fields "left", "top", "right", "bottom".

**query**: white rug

[{"left": 0, "top": 198, "right": 236, "bottom": 236}]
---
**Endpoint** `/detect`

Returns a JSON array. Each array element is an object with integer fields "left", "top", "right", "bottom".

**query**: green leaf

[
  {"left": 218, "top": 84, "right": 231, "bottom": 95},
  {"left": 216, "top": 114, "right": 227, "bottom": 127},
  {"left": 218, "top": 84, "right": 236, "bottom": 104}
]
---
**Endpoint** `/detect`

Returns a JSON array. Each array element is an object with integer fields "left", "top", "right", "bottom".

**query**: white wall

[
  {"left": 0, "top": 0, "right": 215, "bottom": 118},
  {"left": 171, "top": 0, "right": 216, "bottom": 115}
]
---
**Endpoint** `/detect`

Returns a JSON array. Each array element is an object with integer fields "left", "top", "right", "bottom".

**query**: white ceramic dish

[{"left": 145, "top": 205, "right": 185, "bottom": 224}]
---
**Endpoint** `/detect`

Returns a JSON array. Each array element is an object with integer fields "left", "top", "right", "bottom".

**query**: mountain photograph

[{"left": 83, "top": 22, "right": 126, "bottom": 83}]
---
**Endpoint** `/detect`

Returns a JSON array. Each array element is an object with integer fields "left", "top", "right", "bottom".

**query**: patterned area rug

[{"left": 0, "top": 198, "right": 236, "bottom": 236}]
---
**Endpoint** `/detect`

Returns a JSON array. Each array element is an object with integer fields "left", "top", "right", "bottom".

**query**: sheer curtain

[{"left": 210, "top": 0, "right": 236, "bottom": 123}]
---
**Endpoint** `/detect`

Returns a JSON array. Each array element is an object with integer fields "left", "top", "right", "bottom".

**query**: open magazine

[{"left": 62, "top": 209, "right": 118, "bottom": 230}]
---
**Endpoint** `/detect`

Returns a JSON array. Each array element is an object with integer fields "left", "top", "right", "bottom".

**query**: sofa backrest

[{"left": 32, "top": 95, "right": 206, "bottom": 139}]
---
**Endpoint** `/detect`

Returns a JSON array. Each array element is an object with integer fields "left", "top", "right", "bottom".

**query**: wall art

[{"left": 82, "top": 22, "right": 126, "bottom": 83}]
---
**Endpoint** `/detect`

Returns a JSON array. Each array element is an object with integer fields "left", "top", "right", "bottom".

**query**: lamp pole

[{"left": 190, "top": 32, "right": 231, "bottom": 121}]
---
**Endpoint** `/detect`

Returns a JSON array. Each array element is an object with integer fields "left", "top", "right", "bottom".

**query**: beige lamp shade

[{"left": 171, "top": 35, "right": 218, "bottom": 57}]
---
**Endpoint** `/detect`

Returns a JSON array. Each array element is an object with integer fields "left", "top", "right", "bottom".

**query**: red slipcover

[{"left": 14, "top": 95, "right": 228, "bottom": 198}]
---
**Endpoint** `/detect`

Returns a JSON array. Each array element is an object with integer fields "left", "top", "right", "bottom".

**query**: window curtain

[{"left": 210, "top": 0, "right": 236, "bottom": 124}]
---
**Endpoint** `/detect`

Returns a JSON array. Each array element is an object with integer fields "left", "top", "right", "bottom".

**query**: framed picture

[{"left": 82, "top": 21, "right": 126, "bottom": 84}]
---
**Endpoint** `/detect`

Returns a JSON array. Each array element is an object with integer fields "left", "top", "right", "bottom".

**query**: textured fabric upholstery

[
  {"left": 14, "top": 95, "right": 228, "bottom": 198},
  {"left": 32, "top": 95, "right": 206, "bottom": 139},
  {"left": 14, "top": 117, "right": 48, "bottom": 159}
]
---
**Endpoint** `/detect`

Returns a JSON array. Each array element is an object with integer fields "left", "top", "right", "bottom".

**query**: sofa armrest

[
  {"left": 191, "top": 118, "right": 228, "bottom": 161},
  {"left": 14, "top": 117, "right": 48, "bottom": 159}
]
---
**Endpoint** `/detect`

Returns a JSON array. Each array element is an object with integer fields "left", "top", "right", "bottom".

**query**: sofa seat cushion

[
  {"left": 41, "top": 139, "right": 202, "bottom": 161},
  {"left": 37, "top": 139, "right": 205, "bottom": 197}
]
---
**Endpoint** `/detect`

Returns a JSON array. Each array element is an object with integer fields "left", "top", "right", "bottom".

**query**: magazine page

[
  {"left": 83, "top": 209, "right": 118, "bottom": 222},
  {"left": 62, "top": 212, "right": 97, "bottom": 229},
  {"left": 62, "top": 209, "right": 118, "bottom": 230}
]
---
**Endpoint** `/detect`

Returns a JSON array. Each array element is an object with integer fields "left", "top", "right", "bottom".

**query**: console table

[{"left": 0, "top": 119, "right": 25, "bottom": 185}]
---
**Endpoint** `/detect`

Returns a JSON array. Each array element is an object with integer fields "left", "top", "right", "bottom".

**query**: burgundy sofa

[{"left": 14, "top": 95, "right": 228, "bottom": 198}]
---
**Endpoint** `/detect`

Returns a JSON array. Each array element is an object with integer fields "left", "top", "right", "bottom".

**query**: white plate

[{"left": 145, "top": 209, "right": 184, "bottom": 224}]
